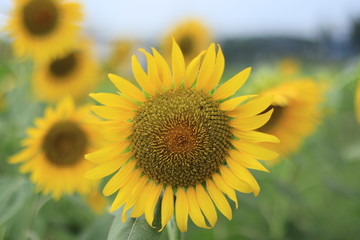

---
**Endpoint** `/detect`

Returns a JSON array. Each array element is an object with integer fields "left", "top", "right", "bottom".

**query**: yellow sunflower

[
  {"left": 106, "top": 39, "right": 134, "bottom": 73},
  {"left": 356, "top": 79, "right": 360, "bottom": 124},
  {"left": 162, "top": 19, "right": 211, "bottom": 64},
  {"left": 257, "top": 79, "right": 325, "bottom": 160},
  {"left": 4, "top": 0, "right": 83, "bottom": 62},
  {"left": 86, "top": 40, "right": 279, "bottom": 232},
  {"left": 9, "top": 97, "right": 101, "bottom": 199},
  {"left": 32, "top": 39, "right": 99, "bottom": 103}
]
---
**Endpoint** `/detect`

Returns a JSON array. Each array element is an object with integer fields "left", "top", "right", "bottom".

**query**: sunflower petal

[
  {"left": 228, "top": 149, "right": 269, "bottom": 172},
  {"left": 228, "top": 95, "right": 273, "bottom": 118},
  {"left": 232, "top": 140, "right": 279, "bottom": 160},
  {"left": 131, "top": 55, "right": 155, "bottom": 94},
  {"left": 139, "top": 49, "right": 163, "bottom": 91},
  {"left": 206, "top": 179, "right": 232, "bottom": 220},
  {"left": 219, "top": 166, "right": 253, "bottom": 193},
  {"left": 213, "top": 67, "right": 251, "bottom": 100},
  {"left": 233, "top": 129, "right": 280, "bottom": 143},
  {"left": 227, "top": 156, "right": 261, "bottom": 196},
  {"left": 108, "top": 73, "right": 146, "bottom": 102},
  {"left": 175, "top": 187, "right": 189, "bottom": 232},
  {"left": 86, "top": 155, "right": 130, "bottom": 179},
  {"left": 229, "top": 109, "right": 274, "bottom": 131},
  {"left": 205, "top": 44, "right": 225, "bottom": 92},
  {"left": 145, "top": 182, "right": 163, "bottom": 227},
  {"left": 212, "top": 173, "right": 238, "bottom": 208},
  {"left": 89, "top": 93, "right": 137, "bottom": 110},
  {"left": 91, "top": 105, "right": 135, "bottom": 120},
  {"left": 186, "top": 186, "right": 210, "bottom": 229},
  {"left": 85, "top": 142, "right": 129, "bottom": 163},
  {"left": 196, "top": 43, "right": 216, "bottom": 91},
  {"left": 152, "top": 48, "right": 172, "bottom": 89},
  {"left": 220, "top": 95, "right": 257, "bottom": 112},
  {"left": 160, "top": 186, "right": 174, "bottom": 231},
  {"left": 172, "top": 39, "right": 185, "bottom": 87},
  {"left": 195, "top": 184, "right": 217, "bottom": 227},
  {"left": 184, "top": 51, "right": 205, "bottom": 88}
]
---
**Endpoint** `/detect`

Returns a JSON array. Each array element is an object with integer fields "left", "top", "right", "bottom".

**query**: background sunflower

[
  {"left": 5, "top": 0, "right": 83, "bottom": 62},
  {"left": 32, "top": 39, "right": 99, "bottom": 103}
]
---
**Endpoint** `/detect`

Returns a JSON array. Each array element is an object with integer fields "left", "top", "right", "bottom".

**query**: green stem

[{"left": 166, "top": 218, "right": 183, "bottom": 240}]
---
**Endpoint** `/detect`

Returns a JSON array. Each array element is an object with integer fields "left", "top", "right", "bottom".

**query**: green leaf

[
  {"left": 0, "top": 176, "right": 33, "bottom": 225},
  {"left": 107, "top": 202, "right": 162, "bottom": 240}
]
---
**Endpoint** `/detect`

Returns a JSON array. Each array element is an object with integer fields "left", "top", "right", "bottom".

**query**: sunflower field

[{"left": 1, "top": 1, "right": 360, "bottom": 240}]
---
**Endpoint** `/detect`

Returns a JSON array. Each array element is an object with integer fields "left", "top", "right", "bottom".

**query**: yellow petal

[
  {"left": 131, "top": 182, "right": 153, "bottom": 218},
  {"left": 110, "top": 169, "right": 141, "bottom": 212},
  {"left": 195, "top": 184, "right": 217, "bottom": 227},
  {"left": 196, "top": 43, "right": 216, "bottom": 91},
  {"left": 233, "top": 129, "right": 280, "bottom": 143},
  {"left": 227, "top": 156, "right": 260, "bottom": 196},
  {"left": 186, "top": 186, "right": 210, "bottom": 229},
  {"left": 94, "top": 120, "right": 132, "bottom": 130},
  {"left": 175, "top": 187, "right": 189, "bottom": 232},
  {"left": 220, "top": 95, "right": 257, "bottom": 112},
  {"left": 219, "top": 165, "right": 253, "bottom": 193},
  {"left": 85, "top": 142, "right": 130, "bottom": 163},
  {"left": 184, "top": 51, "right": 205, "bottom": 88},
  {"left": 131, "top": 55, "right": 155, "bottom": 94},
  {"left": 145, "top": 182, "right": 163, "bottom": 227},
  {"left": 212, "top": 173, "right": 238, "bottom": 208},
  {"left": 205, "top": 45, "right": 225, "bottom": 92},
  {"left": 108, "top": 73, "right": 146, "bottom": 102},
  {"left": 228, "top": 95, "right": 273, "bottom": 118},
  {"left": 160, "top": 186, "right": 174, "bottom": 231},
  {"left": 8, "top": 146, "right": 37, "bottom": 164},
  {"left": 139, "top": 49, "right": 163, "bottom": 91},
  {"left": 103, "top": 160, "right": 136, "bottom": 196},
  {"left": 172, "top": 38, "right": 185, "bottom": 87},
  {"left": 89, "top": 93, "right": 137, "bottom": 110},
  {"left": 206, "top": 179, "right": 232, "bottom": 220},
  {"left": 229, "top": 109, "right": 274, "bottom": 131},
  {"left": 228, "top": 149, "right": 269, "bottom": 172},
  {"left": 232, "top": 140, "right": 279, "bottom": 160},
  {"left": 213, "top": 67, "right": 252, "bottom": 100},
  {"left": 91, "top": 105, "right": 135, "bottom": 120},
  {"left": 152, "top": 48, "right": 172, "bottom": 89},
  {"left": 86, "top": 155, "right": 130, "bottom": 179}
]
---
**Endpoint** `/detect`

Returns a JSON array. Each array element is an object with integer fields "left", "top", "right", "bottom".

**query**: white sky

[{"left": 1, "top": 0, "right": 360, "bottom": 41}]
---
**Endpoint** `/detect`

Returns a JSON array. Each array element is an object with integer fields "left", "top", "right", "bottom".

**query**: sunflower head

[
  {"left": 258, "top": 79, "right": 325, "bottom": 159},
  {"left": 32, "top": 39, "right": 99, "bottom": 102},
  {"left": 9, "top": 97, "right": 102, "bottom": 199},
  {"left": 162, "top": 19, "right": 211, "bottom": 64},
  {"left": 86, "top": 40, "right": 279, "bottom": 232},
  {"left": 5, "top": 0, "right": 83, "bottom": 62}
]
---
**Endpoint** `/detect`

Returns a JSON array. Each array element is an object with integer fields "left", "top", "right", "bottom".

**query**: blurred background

[{"left": 1, "top": 0, "right": 360, "bottom": 240}]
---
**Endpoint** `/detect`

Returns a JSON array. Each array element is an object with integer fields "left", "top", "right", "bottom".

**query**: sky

[{"left": 1, "top": 0, "right": 360, "bottom": 41}]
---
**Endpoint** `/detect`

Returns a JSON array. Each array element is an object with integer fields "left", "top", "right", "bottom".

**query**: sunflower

[
  {"left": 162, "top": 19, "right": 211, "bottom": 64},
  {"left": 9, "top": 97, "right": 101, "bottom": 199},
  {"left": 106, "top": 39, "right": 134, "bottom": 73},
  {"left": 4, "top": 0, "right": 83, "bottom": 62},
  {"left": 257, "top": 79, "right": 325, "bottom": 160},
  {"left": 32, "top": 39, "right": 99, "bottom": 102},
  {"left": 356, "top": 79, "right": 360, "bottom": 124},
  {"left": 86, "top": 40, "right": 279, "bottom": 231}
]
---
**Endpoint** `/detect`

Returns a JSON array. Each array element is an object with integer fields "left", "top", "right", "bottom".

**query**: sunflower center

[
  {"left": 130, "top": 87, "right": 232, "bottom": 187},
  {"left": 23, "top": 0, "right": 59, "bottom": 36},
  {"left": 258, "top": 105, "right": 286, "bottom": 132},
  {"left": 42, "top": 121, "right": 88, "bottom": 166},
  {"left": 49, "top": 52, "right": 77, "bottom": 78},
  {"left": 178, "top": 35, "right": 194, "bottom": 56}
]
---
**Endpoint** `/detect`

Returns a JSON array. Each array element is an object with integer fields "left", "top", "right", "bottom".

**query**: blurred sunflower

[
  {"left": 162, "top": 19, "right": 211, "bottom": 64},
  {"left": 5, "top": 0, "right": 82, "bottom": 62},
  {"left": 32, "top": 39, "right": 99, "bottom": 102},
  {"left": 86, "top": 40, "right": 279, "bottom": 232},
  {"left": 106, "top": 40, "right": 134, "bottom": 73},
  {"left": 257, "top": 79, "right": 325, "bottom": 160},
  {"left": 356, "top": 79, "right": 360, "bottom": 123},
  {"left": 84, "top": 189, "right": 108, "bottom": 214},
  {"left": 9, "top": 97, "right": 101, "bottom": 199}
]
